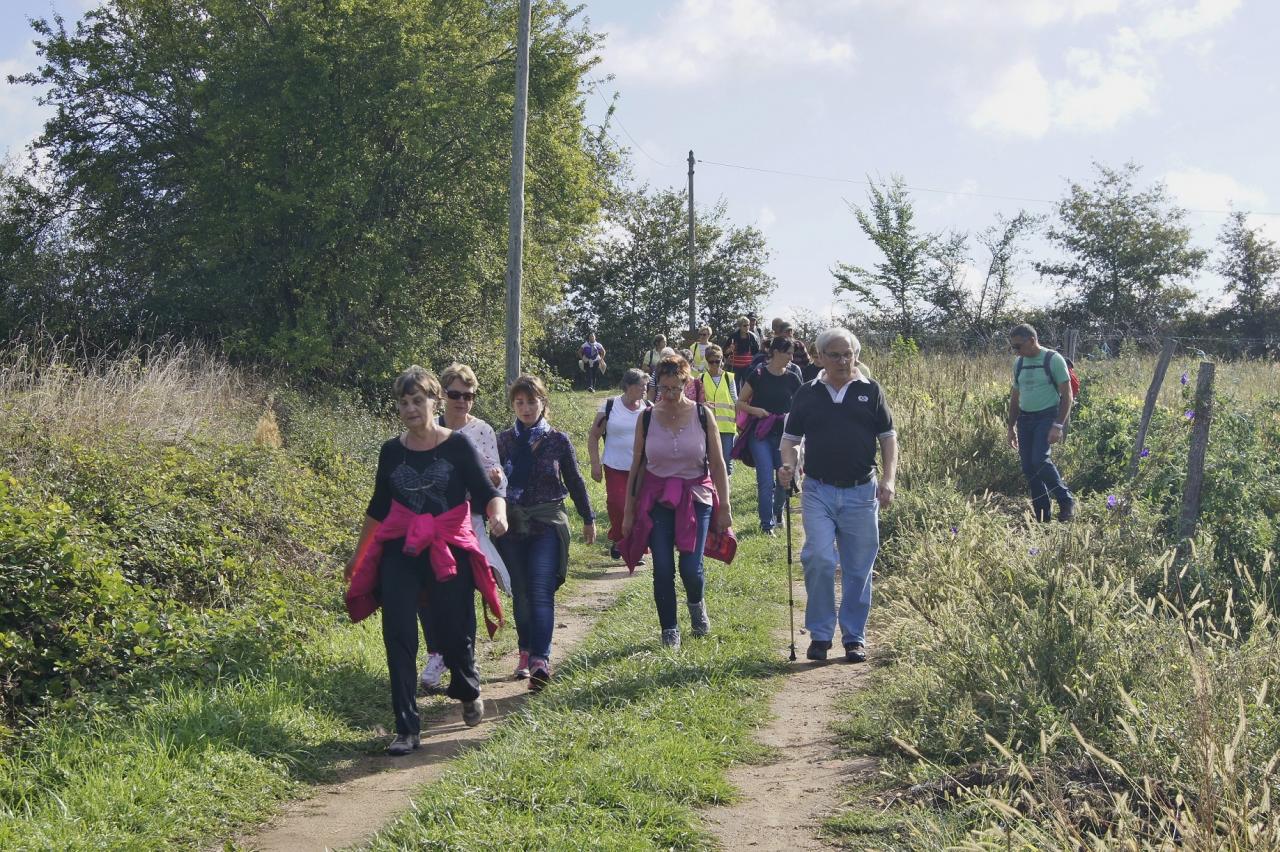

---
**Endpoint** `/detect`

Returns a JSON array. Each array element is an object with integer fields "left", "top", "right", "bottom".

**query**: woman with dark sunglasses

[{"left": 415, "top": 363, "right": 510, "bottom": 693}]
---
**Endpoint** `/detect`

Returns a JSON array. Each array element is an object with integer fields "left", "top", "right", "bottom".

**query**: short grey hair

[
  {"left": 621, "top": 368, "right": 648, "bottom": 388},
  {"left": 814, "top": 328, "right": 860, "bottom": 356},
  {"left": 1009, "top": 323, "right": 1037, "bottom": 341}
]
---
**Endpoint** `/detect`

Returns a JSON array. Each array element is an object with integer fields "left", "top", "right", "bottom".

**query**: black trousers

[{"left": 380, "top": 544, "right": 481, "bottom": 735}]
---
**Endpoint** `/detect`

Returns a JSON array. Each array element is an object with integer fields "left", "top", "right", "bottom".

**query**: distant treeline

[{"left": 4, "top": 3, "right": 1276, "bottom": 402}]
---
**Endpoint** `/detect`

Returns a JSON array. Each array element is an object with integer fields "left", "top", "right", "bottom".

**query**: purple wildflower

[
  {"left": 1180, "top": 371, "right": 1189, "bottom": 386},
  {"left": 1140, "top": 447, "right": 1150, "bottom": 458},
  {"left": 1029, "top": 547, "right": 1040, "bottom": 556},
  {"left": 950, "top": 526, "right": 959, "bottom": 536},
  {"left": 1107, "top": 494, "right": 1118, "bottom": 509},
  {"left": 1185, "top": 410, "right": 1195, "bottom": 421}
]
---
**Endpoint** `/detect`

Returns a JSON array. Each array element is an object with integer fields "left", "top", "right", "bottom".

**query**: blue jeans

[
  {"left": 800, "top": 477, "right": 879, "bottom": 646},
  {"left": 748, "top": 431, "right": 784, "bottom": 530},
  {"left": 720, "top": 432, "right": 735, "bottom": 475},
  {"left": 497, "top": 527, "right": 560, "bottom": 660},
  {"left": 1016, "top": 407, "right": 1074, "bottom": 522},
  {"left": 648, "top": 502, "right": 712, "bottom": 630}
]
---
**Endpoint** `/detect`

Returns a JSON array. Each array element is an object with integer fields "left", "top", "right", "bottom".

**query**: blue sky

[{"left": 4, "top": 0, "right": 1278, "bottom": 323}]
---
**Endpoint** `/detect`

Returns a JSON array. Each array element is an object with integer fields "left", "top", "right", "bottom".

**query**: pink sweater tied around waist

[
  {"left": 618, "top": 471, "right": 718, "bottom": 572},
  {"left": 345, "top": 500, "right": 504, "bottom": 637}
]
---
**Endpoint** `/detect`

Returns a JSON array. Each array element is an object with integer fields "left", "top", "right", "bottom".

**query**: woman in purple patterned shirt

[{"left": 495, "top": 374, "right": 596, "bottom": 690}]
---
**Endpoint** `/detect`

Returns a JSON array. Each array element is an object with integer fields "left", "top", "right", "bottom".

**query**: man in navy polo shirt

[{"left": 779, "top": 327, "right": 897, "bottom": 664}]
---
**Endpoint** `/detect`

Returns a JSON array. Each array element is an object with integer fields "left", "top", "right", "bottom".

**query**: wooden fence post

[
  {"left": 1064, "top": 328, "right": 1079, "bottom": 363},
  {"left": 1129, "top": 337, "right": 1177, "bottom": 480},
  {"left": 1177, "top": 362, "right": 1216, "bottom": 544}
]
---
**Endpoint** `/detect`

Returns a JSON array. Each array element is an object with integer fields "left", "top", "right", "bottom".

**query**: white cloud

[
  {"left": 1140, "top": 0, "right": 1242, "bottom": 41},
  {"left": 757, "top": 206, "right": 777, "bottom": 229},
  {"left": 601, "top": 0, "right": 854, "bottom": 84},
  {"left": 970, "top": 27, "right": 1155, "bottom": 138},
  {"left": 967, "top": 59, "right": 1052, "bottom": 137},
  {"left": 1163, "top": 167, "right": 1268, "bottom": 212}
]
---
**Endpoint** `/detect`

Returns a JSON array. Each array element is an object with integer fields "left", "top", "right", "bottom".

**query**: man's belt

[{"left": 807, "top": 471, "right": 875, "bottom": 489}]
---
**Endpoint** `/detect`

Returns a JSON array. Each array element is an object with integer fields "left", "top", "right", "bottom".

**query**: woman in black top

[
  {"left": 724, "top": 317, "right": 761, "bottom": 393},
  {"left": 737, "top": 336, "right": 802, "bottom": 535},
  {"left": 346, "top": 366, "right": 507, "bottom": 756}
]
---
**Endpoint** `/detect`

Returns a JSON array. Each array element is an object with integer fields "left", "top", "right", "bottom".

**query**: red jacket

[{"left": 345, "top": 500, "right": 504, "bottom": 637}]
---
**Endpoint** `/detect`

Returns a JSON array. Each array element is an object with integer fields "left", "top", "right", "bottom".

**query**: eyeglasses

[
  {"left": 657, "top": 384, "right": 685, "bottom": 396},
  {"left": 445, "top": 389, "right": 477, "bottom": 401},
  {"left": 822, "top": 351, "right": 855, "bottom": 361},
  {"left": 706, "top": 358, "right": 722, "bottom": 364}
]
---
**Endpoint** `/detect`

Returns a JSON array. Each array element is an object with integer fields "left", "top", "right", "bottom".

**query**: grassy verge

[{"left": 826, "top": 353, "right": 1280, "bottom": 849}]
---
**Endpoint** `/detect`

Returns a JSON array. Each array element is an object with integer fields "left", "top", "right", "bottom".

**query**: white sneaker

[{"left": 420, "top": 653, "right": 447, "bottom": 690}]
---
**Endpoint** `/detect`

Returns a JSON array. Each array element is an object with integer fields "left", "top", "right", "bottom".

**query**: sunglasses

[
  {"left": 445, "top": 389, "right": 477, "bottom": 401},
  {"left": 706, "top": 358, "right": 722, "bottom": 364}
]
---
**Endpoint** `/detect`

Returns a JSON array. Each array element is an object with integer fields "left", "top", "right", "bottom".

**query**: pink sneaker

[
  {"left": 513, "top": 650, "right": 530, "bottom": 680},
  {"left": 528, "top": 657, "right": 552, "bottom": 692}
]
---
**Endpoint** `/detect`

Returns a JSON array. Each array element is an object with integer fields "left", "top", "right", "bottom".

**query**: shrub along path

[
  {"left": 703, "top": 574, "right": 878, "bottom": 850},
  {"left": 235, "top": 564, "right": 637, "bottom": 851}
]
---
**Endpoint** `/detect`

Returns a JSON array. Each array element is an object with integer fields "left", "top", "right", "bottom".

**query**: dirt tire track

[
  {"left": 704, "top": 575, "right": 878, "bottom": 851},
  {"left": 235, "top": 564, "right": 636, "bottom": 852}
]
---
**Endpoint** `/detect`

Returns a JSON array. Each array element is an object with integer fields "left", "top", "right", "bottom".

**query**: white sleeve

[{"left": 470, "top": 421, "right": 507, "bottom": 497}]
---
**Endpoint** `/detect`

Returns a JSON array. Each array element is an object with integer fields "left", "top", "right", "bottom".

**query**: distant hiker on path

[
  {"left": 495, "top": 374, "right": 596, "bottom": 689},
  {"left": 1006, "top": 323, "right": 1076, "bottom": 522},
  {"left": 642, "top": 334, "right": 667, "bottom": 377},
  {"left": 588, "top": 368, "right": 651, "bottom": 563},
  {"left": 690, "top": 325, "right": 713, "bottom": 373},
  {"left": 344, "top": 365, "right": 508, "bottom": 755},
  {"left": 620, "top": 355, "right": 733, "bottom": 648},
  {"left": 724, "top": 317, "right": 760, "bottom": 393},
  {"left": 779, "top": 329, "right": 896, "bottom": 664},
  {"left": 417, "top": 362, "right": 511, "bottom": 694},
  {"left": 697, "top": 343, "right": 737, "bottom": 474},
  {"left": 580, "top": 333, "right": 606, "bottom": 392},
  {"left": 737, "top": 336, "right": 802, "bottom": 536}
]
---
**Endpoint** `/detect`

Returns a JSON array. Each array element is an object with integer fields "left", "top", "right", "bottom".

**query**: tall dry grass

[{"left": 0, "top": 335, "right": 259, "bottom": 447}]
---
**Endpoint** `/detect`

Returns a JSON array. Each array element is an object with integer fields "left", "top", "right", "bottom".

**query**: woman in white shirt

[
  {"left": 588, "top": 368, "right": 650, "bottom": 561},
  {"left": 419, "top": 362, "right": 510, "bottom": 692}
]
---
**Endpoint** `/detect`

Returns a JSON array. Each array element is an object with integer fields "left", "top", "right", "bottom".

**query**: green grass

[{"left": 825, "top": 352, "right": 1280, "bottom": 849}]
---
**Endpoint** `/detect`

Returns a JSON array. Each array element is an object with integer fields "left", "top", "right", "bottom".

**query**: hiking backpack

[{"left": 1016, "top": 349, "right": 1081, "bottom": 401}]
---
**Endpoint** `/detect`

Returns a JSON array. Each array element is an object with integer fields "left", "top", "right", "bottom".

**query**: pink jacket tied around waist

[
  {"left": 345, "top": 500, "right": 504, "bottom": 637},
  {"left": 618, "top": 472, "right": 718, "bottom": 572}
]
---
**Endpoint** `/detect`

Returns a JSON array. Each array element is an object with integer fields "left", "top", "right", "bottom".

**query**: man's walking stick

[{"left": 783, "top": 475, "right": 797, "bottom": 662}]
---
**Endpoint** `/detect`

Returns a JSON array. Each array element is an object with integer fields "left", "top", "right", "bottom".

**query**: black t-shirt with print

[{"left": 366, "top": 433, "right": 498, "bottom": 521}]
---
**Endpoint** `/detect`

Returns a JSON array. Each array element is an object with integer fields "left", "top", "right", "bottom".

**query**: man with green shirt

[{"left": 1006, "top": 323, "right": 1076, "bottom": 522}]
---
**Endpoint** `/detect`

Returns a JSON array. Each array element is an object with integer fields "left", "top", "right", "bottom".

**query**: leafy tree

[
  {"left": 8, "top": 0, "right": 608, "bottom": 392},
  {"left": 1037, "top": 162, "right": 1205, "bottom": 333},
  {"left": 1215, "top": 211, "right": 1280, "bottom": 343},
  {"left": 833, "top": 175, "right": 935, "bottom": 341},
  {"left": 544, "top": 186, "right": 774, "bottom": 371}
]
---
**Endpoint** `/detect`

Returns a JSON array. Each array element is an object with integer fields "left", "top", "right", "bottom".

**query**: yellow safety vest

[
  {"left": 700, "top": 371, "right": 737, "bottom": 434},
  {"left": 691, "top": 342, "right": 710, "bottom": 373}
]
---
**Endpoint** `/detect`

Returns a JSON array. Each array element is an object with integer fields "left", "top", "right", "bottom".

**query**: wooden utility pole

[
  {"left": 687, "top": 150, "right": 697, "bottom": 333},
  {"left": 504, "top": 0, "right": 533, "bottom": 387},
  {"left": 1129, "top": 337, "right": 1176, "bottom": 480},
  {"left": 1178, "top": 362, "right": 1216, "bottom": 544}
]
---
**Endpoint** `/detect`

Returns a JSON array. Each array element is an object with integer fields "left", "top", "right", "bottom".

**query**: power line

[
  {"left": 584, "top": 79, "right": 670, "bottom": 168},
  {"left": 696, "top": 157, "right": 1280, "bottom": 218}
]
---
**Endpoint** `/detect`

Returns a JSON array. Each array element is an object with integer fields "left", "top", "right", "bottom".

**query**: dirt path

[
  {"left": 236, "top": 564, "right": 636, "bottom": 852},
  {"left": 703, "top": 576, "right": 878, "bottom": 851}
]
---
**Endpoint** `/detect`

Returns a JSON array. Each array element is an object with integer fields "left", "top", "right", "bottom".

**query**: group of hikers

[{"left": 344, "top": 317, "right": 1076, "bottom": 756}]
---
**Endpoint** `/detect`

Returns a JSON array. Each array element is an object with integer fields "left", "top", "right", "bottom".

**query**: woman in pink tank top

[{"left": 621, "top": 355, "right": 732, "bottom": 649}]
